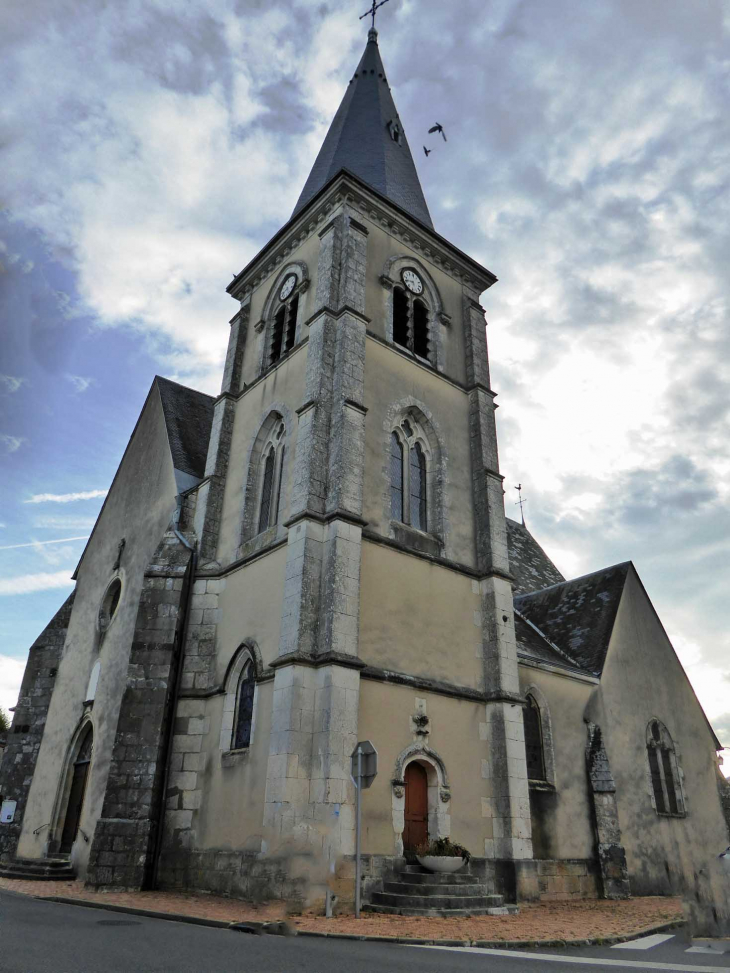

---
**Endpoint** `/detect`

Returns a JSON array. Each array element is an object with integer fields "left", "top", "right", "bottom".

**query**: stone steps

[
  {"left": 366, "top": 861, "right": 518, "bottom": 917},
  {"left": 0, "top": 857, "right": 76, "bottom": 881}
]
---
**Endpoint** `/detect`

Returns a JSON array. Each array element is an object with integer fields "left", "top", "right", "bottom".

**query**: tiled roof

[
  {"left": 514, "top": 563, "right": 631, "bottom": 676},
  {"left": 291, "top": 30, "right": 433, "bottom": 228},
  {"left": 155, "top": 377, "right": 215, "bottom": 479},
  {"left": 506, "top": 518, "right": 566, "bottom": 595},
  {"left": 514, "top": 611, "right": 589, "bottom": 675}
]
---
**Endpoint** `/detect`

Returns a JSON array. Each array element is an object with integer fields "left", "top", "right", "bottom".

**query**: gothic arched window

[
  {"left": 392, "top": 272, "right": 432, "bottom": 364},
  {"left": 255, "top": 422, "right": 286, "bottom": 535},
  {"left": 233, "top": 662, "right": 255, "bottom": 750},
  {"left": 409, "top": 442, "right": 427, "bottom": 531},
  {"left": 390, "top": 433, "right": 404, "bottom": 522},
  {"left": 390, "top": 418, "right": 430, "bottom": 532},
  {"left": 646, "top": 720, "right": 685, "bottom": 816},
  {"left": 524, "top": 694, "right": 546, "bottom": 781}
]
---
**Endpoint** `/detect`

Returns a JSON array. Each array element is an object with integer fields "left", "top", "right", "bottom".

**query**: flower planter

[{"left": 416, "top": 855, "right": 465, "bottom": 873}]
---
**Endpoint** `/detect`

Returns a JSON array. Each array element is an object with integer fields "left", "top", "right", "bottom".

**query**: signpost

[{"left": 351, "top": 740, "right": 377, "bottom": 918}]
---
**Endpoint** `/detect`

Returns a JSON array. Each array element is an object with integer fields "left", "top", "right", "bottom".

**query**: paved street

[{"left": 1, "top": 889, "right": 729, "bottom": 973}]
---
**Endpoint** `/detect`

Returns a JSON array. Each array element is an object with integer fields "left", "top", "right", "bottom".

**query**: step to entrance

[
  {"left": 0, "top": 857, "right": 76, "bottom": 881},
  {"left": 365, "top": 862, "right": 518, "bottom": 917}
]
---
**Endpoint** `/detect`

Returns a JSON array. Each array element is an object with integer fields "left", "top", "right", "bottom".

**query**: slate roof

[
  {"left": 291, "top": 30, "right": 433, "bottom": 229},
  {"left": 506, "top": 517, "right": 566, "bottom": 595},
  {"left": 155, "top": 377, "right": 215, "bottom": 479},
  {"left": 514, "top": 611, "right": 589, "bottom": 675},
  {"left": 514, "top": 563, "right": 631, "bottom": 676}
]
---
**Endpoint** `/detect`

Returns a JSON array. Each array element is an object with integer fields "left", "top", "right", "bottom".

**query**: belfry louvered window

[
  {"left": 392, "top": 281, "right": 431, "bottom": 364},
  {"left": 646, "top": 720, "right": 685, "bottom": 817},
  {"left": 390, "top": 419, "right": 429, "bottom": 532},
  {"left": 269, "top": 290, "right": 300, "bottom": 367}
]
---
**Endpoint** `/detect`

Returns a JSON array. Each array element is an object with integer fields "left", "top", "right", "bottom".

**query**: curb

[{"left": 35, "top": 895, "right": 684, "bottom": 949}]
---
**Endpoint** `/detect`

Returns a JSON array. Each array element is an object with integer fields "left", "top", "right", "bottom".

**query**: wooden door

[
  {"left": 60, "top": 761, "right": 89, "bottom": 853},
  {"left": 403, "top": 762, "right": 429, "bottom": 851}
]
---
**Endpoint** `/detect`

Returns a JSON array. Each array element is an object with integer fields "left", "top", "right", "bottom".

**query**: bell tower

[{"left": 187, "top": 24, "right": 531, "bottom": 891}]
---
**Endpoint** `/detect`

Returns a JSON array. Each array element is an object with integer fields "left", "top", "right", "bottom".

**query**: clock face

[
  {"left": 279, "top": 274, "right": 297, "bottom": 301},
  {"left": 401, "top": 269, "right": 423, "bottom": 294}
]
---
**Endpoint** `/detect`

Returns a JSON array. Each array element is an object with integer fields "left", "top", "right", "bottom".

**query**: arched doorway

[
  {"left": 59, "top": 725, "right": 93, "bottom": 855},
  {"left": 403, "top": 762, "right": 429, "bottom": 851}
]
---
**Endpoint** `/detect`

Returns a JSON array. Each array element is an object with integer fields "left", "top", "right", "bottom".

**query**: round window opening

[{"left": 99, "top": 579, "right": 122, "bottom": 634}]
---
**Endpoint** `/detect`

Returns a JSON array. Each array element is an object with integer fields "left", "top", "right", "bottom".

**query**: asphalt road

[{"left": 1, "top": 889, "right": 729, "bottom": 973}]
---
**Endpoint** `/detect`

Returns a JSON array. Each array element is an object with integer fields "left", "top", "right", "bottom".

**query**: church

[{"left": 1, "top": 27, "right": 728, "bottom": 912}]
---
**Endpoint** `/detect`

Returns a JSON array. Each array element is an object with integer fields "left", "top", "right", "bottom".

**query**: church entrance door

[
  {"left": 59, "top": 726, "right": 93, "bottom": 855},
  {"left": 403, "top": 762, "right": 429, "bottom": 851}
]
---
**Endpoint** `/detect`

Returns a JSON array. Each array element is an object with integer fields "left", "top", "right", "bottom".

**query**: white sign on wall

[{"left": 1, "top": 800, "right": 17, "bottom": 824}]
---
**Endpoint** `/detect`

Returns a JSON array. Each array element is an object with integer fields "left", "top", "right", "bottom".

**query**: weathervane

[
  {"left": 360, "top": 0, "right": 391, "bottom": 29},
  {"left": 514, "top": 484, "right": 527, "bottom": 527}
]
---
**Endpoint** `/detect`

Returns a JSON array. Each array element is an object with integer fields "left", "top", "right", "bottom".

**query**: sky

[{"left": 0, "top": 0, "right": 728, "bottom": 772}]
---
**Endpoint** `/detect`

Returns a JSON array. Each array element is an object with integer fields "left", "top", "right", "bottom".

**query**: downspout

[{"left": 150, "top": 527, "right": 197, "bottom": 889}]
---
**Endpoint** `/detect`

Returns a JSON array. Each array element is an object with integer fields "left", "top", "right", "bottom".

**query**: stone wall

[
  {"left": 718, "top": 764, "right": 730, "bottom": 840},
  {"left": 0, "top": 593, "right": 75, "bottom": 861},
  {"left": 585, "top": 721, "right": 631, "bottom": 899},
  {"left": 86, "top": 532, "right": 192, "bottom": 889}
]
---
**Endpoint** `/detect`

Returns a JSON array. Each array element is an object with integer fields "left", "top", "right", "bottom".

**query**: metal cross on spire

[
  {"left": 360, "top": 0, "right": 391, "bottom": 29},
  {"left": 514, "top": 484, "right": 527, "bottom": 527}
]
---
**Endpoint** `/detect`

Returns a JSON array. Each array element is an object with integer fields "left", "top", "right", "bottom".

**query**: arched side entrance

[
  {"left": 57, "top": 724, "right": 93, "bottom": 855},
  {"left": 391, "top": 745, "right": 451, "bottom": 856}
]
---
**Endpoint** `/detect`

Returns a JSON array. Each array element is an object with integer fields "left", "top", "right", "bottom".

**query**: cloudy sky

[{"left": 1, "top": 0, "right": 728, "bottom": 770}]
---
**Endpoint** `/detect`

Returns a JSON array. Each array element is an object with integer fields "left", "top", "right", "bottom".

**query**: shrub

[{"left": 416, "top": 837, "right": 471, "bottom": 862}]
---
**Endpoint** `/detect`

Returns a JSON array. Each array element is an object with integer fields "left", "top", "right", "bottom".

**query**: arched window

[
  {"left": 233, "top": 662, "right": 255, "bottom": 750},
  {"left": 391, "top": 270, "right": 432, "bottom": 363},
  {"left": 646, "top": 720, "right": 684, "bottom": 816},
  {"left": 390, "top": 433, "right": 404, "bottom": 522},
  {"left": 255, "top": 421, "right": 287, "bottom": 536},
  {"left": 268, "top": 281, "right": 300, "bottom": 368},
  {"left": 524, "top": 694, "right": 546, "bottom": 781},
  {"left": 258, "top": 447, "right": 276, "bottom": 533},
  {"left": 409, "top": 443, "right": 427, "bottom": 531},
  {"left": 390, "top": 418, "right": 430, "bottom": 532}
]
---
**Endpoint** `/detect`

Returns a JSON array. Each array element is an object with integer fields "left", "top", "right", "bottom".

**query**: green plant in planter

[{"left": 416, "top": 837, "right": 471, "bottom": 863}]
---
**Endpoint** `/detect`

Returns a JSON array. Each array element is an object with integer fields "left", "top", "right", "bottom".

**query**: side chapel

[{"left": 1, "top": 28, "right": 728, "bottom": 909}]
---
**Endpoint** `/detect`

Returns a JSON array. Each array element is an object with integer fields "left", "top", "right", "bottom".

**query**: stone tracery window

[
  {"left": 646, "top": 720, "right": 685, "bottom": 816},
  {"left": 390, "top": 418, "right": 429, "bottom": 532},
  {"left": 256, "top": 422, "right": 286, "bottom": 535}
]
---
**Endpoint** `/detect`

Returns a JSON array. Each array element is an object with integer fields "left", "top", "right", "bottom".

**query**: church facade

[{"left": 1, "top": 30, "right": 728, "bottom": 908}]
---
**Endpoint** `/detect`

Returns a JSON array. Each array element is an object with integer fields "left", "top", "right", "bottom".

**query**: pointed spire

[{"left": 292, "top": 30, "right": 433, "bottom": 228}]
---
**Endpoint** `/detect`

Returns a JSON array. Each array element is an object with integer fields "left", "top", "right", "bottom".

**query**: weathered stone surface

[{"left": 585, "top": 722, "right": 630, "bottom": 899}]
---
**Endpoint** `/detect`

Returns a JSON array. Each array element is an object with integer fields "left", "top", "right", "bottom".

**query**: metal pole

[{"left": 355, "top": 745, "right": 362, "bottom": 918}]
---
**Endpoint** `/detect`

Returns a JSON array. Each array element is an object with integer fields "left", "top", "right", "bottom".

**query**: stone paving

[{"left": 0, "top": 876, "right": 682, "bottom": 944}]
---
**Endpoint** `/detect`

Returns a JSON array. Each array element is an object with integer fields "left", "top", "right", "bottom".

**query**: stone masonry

[
  {"left": 0, "top": 593, "right": 75, "bottom": 862},
  {"left": 86, "top": 531, "right": 193, "bottom": 889},
  {"left": 585, "top": 721, "right": 631, "bottom": 899}
]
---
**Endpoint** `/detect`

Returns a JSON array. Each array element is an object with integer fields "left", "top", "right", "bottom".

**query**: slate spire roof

[{"left": 291, "top": 29, "right": 433, "bottom": 228}]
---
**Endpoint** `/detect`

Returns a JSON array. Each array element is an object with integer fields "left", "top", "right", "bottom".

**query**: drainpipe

[{"left": 150, "top": 528, "right": 197, "bottom": 890}]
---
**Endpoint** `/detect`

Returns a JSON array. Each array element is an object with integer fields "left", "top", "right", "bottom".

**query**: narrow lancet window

[
  {"left": 270, "top": 306, "right": 286, "bottom": 365},
  {"left": 233, "top": 665, "right": 255, "bottom": 750},
  {"left": 390, "top": 433, "right": 404, "bottom": 522},
  {"left": 646, "top": 720, "right": 684, "bottom": 816},
  {"left": 273, "top": 445, "right": 285, "bottom": 525},
  {"left": 284, "top": 296, "right": 298, "bottom": 353},
  {"left": 524, "top": 695, "right": 546, "bottom": 780},
  {"left": 409, "top": 443, "right": 427, "bottom": 531},
  {"left": 393, "top": 286, "right": 409, "bottom": 348},
  {"left": 258, "top": 447, "right": 275, "bottom": 533}
]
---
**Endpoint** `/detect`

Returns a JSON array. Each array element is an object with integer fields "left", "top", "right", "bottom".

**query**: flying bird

[
  {"left": 428, "top": 123, "right": 447, "bottom": 142},
  {"left": 423, "top": 146, "right": 431, "bottom": 157}
]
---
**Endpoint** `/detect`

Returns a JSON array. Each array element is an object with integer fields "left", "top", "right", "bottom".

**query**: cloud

[
  {"left": 0, "top": 536, "right": 89, "bottom": 551},
  {"left": 0, "top": 374, "right": 27, "bottom": 393},
  {"left": 24, "top": 490, "right": 107, "bottom": 504},
  {"left": 0, "top": 434, "right": 26, "bottom": 453},
  {"left": 32, "top": 517, "right": 97, "bottom": 530},
  {"left": 0, "top": 571, "right": 75, "bottom": 595},
  {"left": 65, "top": 374, "right": 95, "bottom": 393},
  {"left": 0, "top": 655, "right": 26, "bottom": 714}
]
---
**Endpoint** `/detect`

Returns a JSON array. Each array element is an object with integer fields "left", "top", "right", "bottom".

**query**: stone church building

[{"left": 2, "top": 29, "right": 728, "bottom": 909}]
